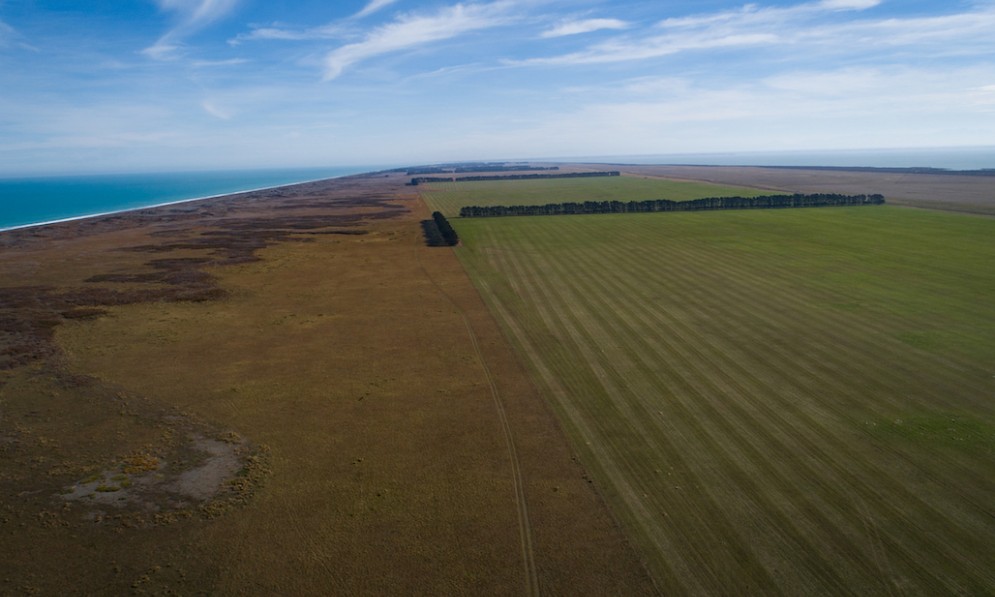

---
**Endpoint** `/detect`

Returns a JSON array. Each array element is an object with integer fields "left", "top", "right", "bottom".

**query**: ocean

[{"left": 0, "top": 166, "right": 377, "bottom": 231}]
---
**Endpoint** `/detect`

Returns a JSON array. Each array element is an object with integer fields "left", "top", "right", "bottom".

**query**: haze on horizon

[{"left": 1, "top": 0, "right": 993, "bottom": 175}]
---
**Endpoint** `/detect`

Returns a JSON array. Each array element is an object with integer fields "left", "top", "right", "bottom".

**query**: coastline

[{"left": 0, "top": 168, "right": 376, "bottom": 233}]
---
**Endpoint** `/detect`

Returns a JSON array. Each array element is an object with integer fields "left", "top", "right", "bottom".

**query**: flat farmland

[
  {"left": 422, "top": 179, "right": 995, "bottom": 594},
  {"left": 615, "top": 165, "right": 995, "bottom": 216},
  {"left": 423, "top": 176, "right": 767, "bottom": 217}
]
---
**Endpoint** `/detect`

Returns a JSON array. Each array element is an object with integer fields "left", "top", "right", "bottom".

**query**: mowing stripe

[{"left": 450, "top": 209, "right": 994, "bottom": 595}]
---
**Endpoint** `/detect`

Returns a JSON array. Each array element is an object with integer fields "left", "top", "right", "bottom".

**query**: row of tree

[
  {"left": 409, "top": 171, "right": 620, "bottom": 186},
  {"left": 432, "top": 211, "right": 459, "bottom": 246},
  {"left": 407, "top": 165, "right": 559, "bottom": 175},
  {"left": 458, "top": 193, "right": 885, "bottom": 218}
]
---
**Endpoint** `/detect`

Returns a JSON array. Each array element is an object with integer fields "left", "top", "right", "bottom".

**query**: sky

[{"left": 0, "top": 0, "right": 993, "bottom": 174}]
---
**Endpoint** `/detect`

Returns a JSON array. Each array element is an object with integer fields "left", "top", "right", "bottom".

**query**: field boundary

[{"left": 415, "top": 244, "right": 540, "bottom": 597}]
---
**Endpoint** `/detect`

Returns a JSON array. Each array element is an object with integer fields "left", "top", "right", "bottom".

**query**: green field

[
  {"left": 423, "top": 180, "right": 995, "bottom": 594},
  {"left": 422, "top": 175, "right": 768, "bottom": 217}
]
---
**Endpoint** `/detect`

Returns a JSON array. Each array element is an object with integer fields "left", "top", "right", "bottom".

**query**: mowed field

[{"left": 422, "top": 178, "right": 995, "bottom": 595}]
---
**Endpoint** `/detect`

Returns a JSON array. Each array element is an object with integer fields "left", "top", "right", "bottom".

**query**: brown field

[
  {"left": 615, "top": 164, "right": 995, "bottom": 215},
  {"left": 0, "top": 172, "right": 654, "bottom": 594}
]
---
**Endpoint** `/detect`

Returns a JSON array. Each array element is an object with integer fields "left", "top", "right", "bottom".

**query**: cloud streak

[
  {"left": 226, "top": 0, "right": 399, "bottom": 46},
  {"left": 143, "top": 0, "right": 239, "bottom": 59},
  {"left": 0, "top": 18, "right": 37, "bottom": 51},
  {"left": 541, "top": 18, "right": 629, "bottom": 38},
  {"left": 354, "top": 0, "right": 400, "bottom": 20},
  {"left": 323, "top": 2, "right": 514, "bottom": 81},
  {"left": 513, "top": 0, "right": 992, "bottom": 67},
  {"left": 0, "top": 19, "right": 15, "bottom": 47}
]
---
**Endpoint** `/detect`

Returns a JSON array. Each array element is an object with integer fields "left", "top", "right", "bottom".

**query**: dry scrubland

[
  {"left": 0, "top": 172, "right": 653, "bottom": 594},
  {"left": 421, "top": 174, "right": 995, "bottom": 595}
]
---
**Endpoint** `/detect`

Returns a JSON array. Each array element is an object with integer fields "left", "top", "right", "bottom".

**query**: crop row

[{"left": 452, "top": 208, "right": 995, "bottom": 595}]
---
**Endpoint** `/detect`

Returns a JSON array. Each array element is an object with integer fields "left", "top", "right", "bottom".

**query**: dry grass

[{"left": 0, "top": 171, "right": 654, "bottom": 594}]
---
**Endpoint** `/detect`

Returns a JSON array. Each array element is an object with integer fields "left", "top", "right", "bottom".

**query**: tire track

[{"left": 415, "top": 240, "right": 540, "bottom": 597}]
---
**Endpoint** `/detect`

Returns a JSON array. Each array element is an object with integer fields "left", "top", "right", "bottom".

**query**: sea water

[{"left": 0, "top": 166, "right": 376, "bottom": 231}]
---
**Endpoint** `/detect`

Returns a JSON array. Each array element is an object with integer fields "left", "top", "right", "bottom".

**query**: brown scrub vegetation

[{"left": 0, "top": 170, "right": 654, "bottom": 595}]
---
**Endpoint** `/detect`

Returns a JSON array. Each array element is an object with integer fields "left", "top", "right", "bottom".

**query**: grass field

[
  {"left": 423, "top": 176, "right": 768, "bottom": 218},
  {"left": 422, "top": 179, "right": 995, "bottom": 594}
]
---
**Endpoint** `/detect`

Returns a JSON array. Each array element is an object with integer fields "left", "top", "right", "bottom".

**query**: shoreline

[{"left": 0, "top": 170, "right": 377, "bottom": 233}]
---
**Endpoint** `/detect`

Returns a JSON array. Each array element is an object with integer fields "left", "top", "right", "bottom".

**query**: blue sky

[{"left": 1, "top": 0, "right": 993, "bottom": 174}]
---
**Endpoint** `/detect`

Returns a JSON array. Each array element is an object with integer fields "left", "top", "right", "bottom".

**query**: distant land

[{"left": 2, "top": 146, "right": 993, "bottom": 231}]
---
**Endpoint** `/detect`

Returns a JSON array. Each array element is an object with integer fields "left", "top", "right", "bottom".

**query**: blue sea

[{"left": 0, "top": 166, "right": 376, "bottom": 231}]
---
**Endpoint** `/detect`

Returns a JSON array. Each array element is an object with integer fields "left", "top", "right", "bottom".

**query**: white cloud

[
  {"left": 201, "top": 99, "right": 232, "bottom": 119},
  {"left": 970, "top": 84, "right": 995, "bottom": 106},
  {"left": 515, "top": 1, "right": 994, "bottom": 67},
  {"left": 323, "top": 2, "right": 515, "bottom": 81},
  {"left": 144, "top": 0, "right": 239, "bottom": 59},
  {"left": 817, "top": 0, "right": 881, "bottom": 10},
  {"left": 464, "top": 64, "right": 995, "bottom": 157},
  {"left": 229, "top": 22, "right": 344, "bottom": 45},
  {"left": 192, "top": 58, "right": 249, "bottom": 67},
  {"left": 541, "top": 18, "right": 629, "bottom": 38},
  {"left": 0, "top": 19, "right": 14, "bottom": 46},
  {"left": 354, "top": 0, "right": 400, "bottom": 20},
  {"left": 0, "top": 18, "right": 36, "bottom": 51},
  {"left": 516, "top": 32, "right": 778, "bottom": 66},
  {"left": 228, "top": 0, "right": 397, "bottom": 46}
]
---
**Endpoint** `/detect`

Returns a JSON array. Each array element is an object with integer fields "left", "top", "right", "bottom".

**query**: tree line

[
  {"left": 406, "top": 165, "right": 559, "bottom": 175},
  {"left": 458, "top": 193, "right": 885, "bottom": 218},
  {"left": 421, "top": 211, "right": 460, "bottom": 246},
  {"left": 409, "top": 171, "right": 620, "bottom": 186}
]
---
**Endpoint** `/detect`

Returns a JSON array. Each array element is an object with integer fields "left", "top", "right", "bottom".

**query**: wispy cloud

[
  {"left": 323, "top": 2, "right": 515, "bottom": 81},
  {"left": 201, "top": 99, "right": 232, "bottom": 119},
  {"left": 541, "top": 18, "right": 629, "bottom": 38},
  {"left": 354, "top": 0, "right": 400, "bottom": 20},
  {"left": 0, "top": 19, "right": 14, "bottom": 47},
  {"left": 817, "top": 0, "right": 881, "bottom": 10},
  {"left": 0, "top": 18, "right": 37, "bottom": 51},
  {"left": 229, "top": 22, "right": 344, "bottom": 45},
  {"left": 227, "top": 0, "right": 400, "bottom": 46},
  {"left": 192, "top": 57, "right": 249, "bottom": 67},
  {"left": 231, "top": 0, "right": 401, "bottom": 45},
  {"left": 514, "top": 0, "right": 991, "bottom": 67},
  {"left": 143, "top": 0, "right": 240, "bottom": 60}
]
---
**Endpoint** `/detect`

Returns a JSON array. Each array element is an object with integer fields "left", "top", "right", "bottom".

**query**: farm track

[
  {"left": 416, "top": 249, "right": 540, "bottom": 597},
  {"left": 446, "top": 208, "right": 995, "bottom": 595}
]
